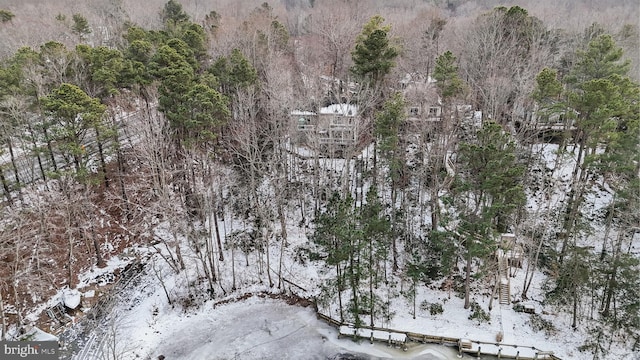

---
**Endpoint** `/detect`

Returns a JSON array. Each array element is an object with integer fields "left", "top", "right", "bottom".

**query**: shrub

[
  {"left": 0, "top": 10, "right": 15, "bottom": 23},
  {"left": 430, "top": 302, "right": 444, "bottom": 315},
  {"left": 468, "top": 301, "right": 490, "bottom": 323},
  {"left": 529, "top": 313, "right": 556, "bottom": 337},
  {"left": 293, "top": 244, "right": 323, "bottom": 264},
  {"left": 419, "top": 300, "right": 444, "bottom": 315}
]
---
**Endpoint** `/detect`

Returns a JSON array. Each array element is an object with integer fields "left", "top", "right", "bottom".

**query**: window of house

[
  {"left": 429, "top": 107, "right": 439, "bottom": 116},
  {"left": 409, "top": 107, "right": 420, "bottom": 116}
]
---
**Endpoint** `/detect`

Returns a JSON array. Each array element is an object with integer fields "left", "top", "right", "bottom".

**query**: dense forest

[{"left": 0, "top": 0, "right": 638, "bottom": 358}]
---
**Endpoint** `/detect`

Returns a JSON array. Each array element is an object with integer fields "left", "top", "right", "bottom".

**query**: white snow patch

[{"left": 62, "top": 289, "right": 81, "bottom": 309}]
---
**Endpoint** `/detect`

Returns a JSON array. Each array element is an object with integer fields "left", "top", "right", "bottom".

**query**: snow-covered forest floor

[{"left": 8, "top": 140, "right": 632, "bottom": 360}]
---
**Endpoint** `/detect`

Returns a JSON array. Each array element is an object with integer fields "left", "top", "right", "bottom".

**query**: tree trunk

[
  {"left": 202, "top": 236, "right": 216, "bottom": 294},
  {"left": 0, "top": 288, "right": 6, "bottom": 340},
  {"left": 337, "top": 263, "right": 344, "bottom": 323},
  {"left": 174, "top": 234, "right": 185, "bottom": 271},
  {"left": 7, "top": 138, "right": 20, "bottom": 188},
  {"left": 95, "top": 126, "right": 109, "bottom": 187},
  {"left": 571, "top": 135, "right": 586, "bottom": 181},
  {"left": 390, "top": 186, "right": 398, "bottom": 272},
  {"left": 464, "top": 252, "right": 472, "bottom": 309},
  {"left": 277, "top": 200, "right": 287, "bottom": 289},
  {"left": 600, "top": 196, "right": 616, "bottom": 261},
  {"left": 116, "top": 146, "right": 130, "bottom": 218},
  {"left": 313, "top": 144, "right": 320, "bottom": 217},
  {"left": 213, "top": 207, "right": 224, "bottom": 261},
  {"left": 369, "top": 233, "right": 374, "bottom": 327},
  {"left": 349, "top": 249, "right": 360, "bottom": 326},
  {"left": 264, "top": 226, "right": 273, "bottom": 287},
  {"left": 0, "top": 170, "right": 12, "bottom": 205},
  {"left": 43, "top": 126, "right": 57, "bottom": 172},
  {"left": 430, "top": 135, "right": 444, "bottom": 232},
  {"left": 412, "top": 280, "right": 416, "bottom": 319},
  {"left": 560, "top": 140, "right": 591, "bottom": 264},
  {"left": 152, "top": 259, "right": 172, "bottom": 305},
  {"left": 73, "top": 152, "right": 82, "bottom": 175},
  {"left": 90, "top": 225, "right": 105, "bottom": 267},
  {"left": 572, "top": 288, "right": 578, "bottom": 329},
  {"left": 110, "top": 112, "right": 130, "bottom": 217},
  {"left": 231, "top": 243, "right": 237, "bottom": 290},
  {"left": 230, "top": 217, "right": 237, "bottom": 291},
  {"left": 27, "top": 123, "right": 47, "bottom": 182},
  {"left": 430, "top": 185, "right": 439, "bottom": 232},
  {"left": 489, "top": 275, "right": 498, "bottom": 311},
  {"left": 522, "top": 233, "right": 545, "bottom": 299},
  {"left": 559, "top": 177, "right": 587, "bottom": 265},
  {"left": 206, "top": 212, "right": 217, "bottom": 284},
  {"left": 372, "top": 140, "right": 378, "bottom": 188},
  {"left": 601, "top": 232, "right": 624, "bottom": 317},
  {"left": 68, "top": 233, "right": 75, "bottom": 288}
]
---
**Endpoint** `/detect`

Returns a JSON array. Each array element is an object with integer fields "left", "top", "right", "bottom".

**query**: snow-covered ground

[
  {"left": 54, "top": 250, "right": 464, "bottom": 360},
  {"left": 54, "top": 241, "right": 577, "bottom": 359},
  {"left": 18, "top": 142, "right": 635, "bottom": 360},
  {"left": 58, "top": 243, "right": 602, "bottom": 360}
]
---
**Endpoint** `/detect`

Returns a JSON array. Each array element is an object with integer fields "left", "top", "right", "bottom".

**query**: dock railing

[{"left": 316, "top": 312, "right": 561, "bottom": 360}]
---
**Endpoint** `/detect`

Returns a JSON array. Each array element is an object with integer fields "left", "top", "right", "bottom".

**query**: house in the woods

[
  {"left": 292, "top": 109, "right": 318, "bottom": 144},
  {"left": 515, "top": 104, "right": 579, "bottom": 143},
  {"left": 291, "top": 103, "right": 359, "bottom": 154},
  {"left": 401, "top": 74, "right": 476, "bottom": 123},
  {"left": 401, "top": 75, "right": 442, "bottom": 123}
]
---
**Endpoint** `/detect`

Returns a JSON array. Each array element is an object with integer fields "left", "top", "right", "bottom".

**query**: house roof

[
  {"left": 319, "top": 104, "right": 358, "bottom": 117},
  {"left": 291, "top": 110, "right": 317, "bottom": 116}
]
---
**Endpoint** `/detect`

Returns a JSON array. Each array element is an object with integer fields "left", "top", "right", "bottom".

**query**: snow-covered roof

[
  {"left": 319, "top": 104, "right": 358, "bottom": 117},
  {"left": 291, "top": 110, "right": 317, "bottom": 116}
]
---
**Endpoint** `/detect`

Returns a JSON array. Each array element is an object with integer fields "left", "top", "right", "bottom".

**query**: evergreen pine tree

[
  {"left": 455, "top": 121, "right": 526, "bottom": 308},
  {"left": 433, "top": 51, "right": 464, "bottom": 100},
  {"left": 351, "top": 15, "right": 398, "bottom": 87},
  {"left": 71, "top": 14, "right": 91, "bottom": 40},
  {"left": 42, "top": 83, "right": 106, "bottom": 180}
]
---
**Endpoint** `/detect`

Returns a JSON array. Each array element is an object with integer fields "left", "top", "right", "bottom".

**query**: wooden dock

[{"left": 317, "top": 312, "right": 561, "bottom": 360}]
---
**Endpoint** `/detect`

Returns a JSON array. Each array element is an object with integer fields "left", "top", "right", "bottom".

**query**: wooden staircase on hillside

[{"left": 497, "top": 250, "right": 511, "bottom": 305}]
